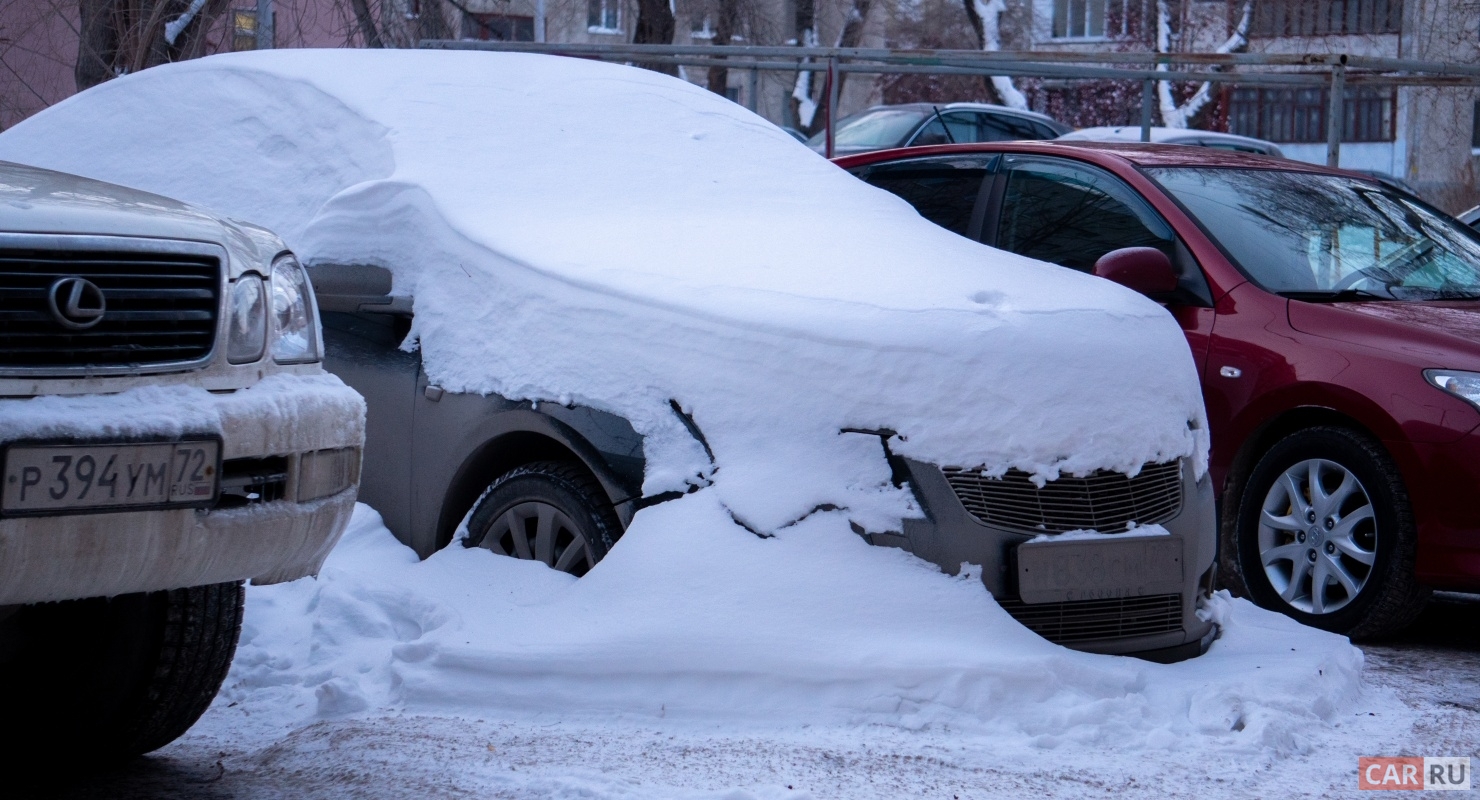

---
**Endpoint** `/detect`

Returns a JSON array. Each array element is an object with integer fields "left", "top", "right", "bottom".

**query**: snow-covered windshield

[
  {"left": 1148, "top": 167, "right": 1480, "bottom": 301},
  {"left": 809, "top": 108, "right": 926, "bottom": 150}
]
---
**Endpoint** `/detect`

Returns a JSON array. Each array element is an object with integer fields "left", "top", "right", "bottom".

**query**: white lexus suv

[{"left": 0, "top": 161, "right": 364, "bottom": 762}]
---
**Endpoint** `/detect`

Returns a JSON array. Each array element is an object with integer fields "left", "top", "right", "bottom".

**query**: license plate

[
  {"left": 1016, "top": 536, "right": 1184, "bottom": 604},
  {"left": 2, "top": 440, "right": 220, "bottom": 515}
]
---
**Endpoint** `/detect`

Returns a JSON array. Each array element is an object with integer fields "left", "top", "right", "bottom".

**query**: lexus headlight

[
  {"left": 270, "top": 254, "right": 322, "bottom": 364},
  {"left": 1424, "top": 369, "right": 1480, "bottom": 411},
  {"left": 226, "top": 273, "right": 267, "bottom": 364}
]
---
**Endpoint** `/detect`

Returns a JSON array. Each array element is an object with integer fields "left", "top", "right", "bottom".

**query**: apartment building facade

[{"left": 1020, "top": 0, "right": 1479, "bottom": 208}]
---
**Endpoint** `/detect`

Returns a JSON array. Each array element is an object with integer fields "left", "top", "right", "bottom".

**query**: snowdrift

[
  {"left": 224, "top": 504, "right": 1368, "bottom": 755},
  {"left": 0, "top": 49, "right": 1206, "bottom": 533}
]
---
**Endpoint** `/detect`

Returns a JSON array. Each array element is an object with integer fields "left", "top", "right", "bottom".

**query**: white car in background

[{"left": 1057, "top": 126, "right": 1285, "bottom": 157}]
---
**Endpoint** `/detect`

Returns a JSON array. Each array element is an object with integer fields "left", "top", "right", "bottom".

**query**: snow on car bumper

[
  {"left": 0, "top": 373, "right": 365, "bottom": 605},
  {"left": 881, "top": 457, "right": 1218, "bottom": 660}
]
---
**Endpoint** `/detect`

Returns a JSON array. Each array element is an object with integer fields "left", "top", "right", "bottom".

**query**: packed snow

[
  {"left": 180, "top": 503, "right": 1396, "bottom": 796},
  {"left": 0, "top": 49, "right": 1207, "bottom": 535}
]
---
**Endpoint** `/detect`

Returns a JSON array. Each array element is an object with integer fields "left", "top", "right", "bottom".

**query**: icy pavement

[{"left": 29, "top": 505, "right": 1479, "bottom": 799}]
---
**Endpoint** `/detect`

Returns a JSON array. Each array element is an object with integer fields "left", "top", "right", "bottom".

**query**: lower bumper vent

[
  {"left": 998, "top": 593, "right": 1183, "bottom": 644},
  {"left": 216, "top": 456, "right": 288, "bottom": 508}
]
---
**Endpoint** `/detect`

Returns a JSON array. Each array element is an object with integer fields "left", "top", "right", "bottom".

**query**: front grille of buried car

[
  {"left": 942, "top": 461, "right": 1182, "bottom": 535},
  {"left": 0, "top": 249, "right": 220, "bottom": 371},
  {"left": 998, "top": 594, "right": 1183, "bottom": 644}
]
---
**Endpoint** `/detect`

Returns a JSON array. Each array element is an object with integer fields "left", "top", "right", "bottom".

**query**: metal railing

[{"left": 419, "top": 40, "right": 1480, "bottom": 166}]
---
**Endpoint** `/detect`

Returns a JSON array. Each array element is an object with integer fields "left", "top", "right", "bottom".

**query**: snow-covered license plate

[
  {"left": 1016, "top": 536, "right": 1184, "bottom": 604},
  {"left": 2, "top": 440, "right": 220, "bottom": 515}
]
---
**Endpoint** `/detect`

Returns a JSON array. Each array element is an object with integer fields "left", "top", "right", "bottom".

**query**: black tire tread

[
  {"left": 119, "top": 581, "right": 246, "bottom": 755},
  {"left": 465, "top": 460, "right": 622, "bottom": 563},
  {"left": 1236, "top": 425, "right": 1428, "bottom": 639}
]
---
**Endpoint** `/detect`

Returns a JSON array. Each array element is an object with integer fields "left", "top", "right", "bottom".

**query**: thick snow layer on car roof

[{"left": 0, "top": 50, "right": 1206, "bottom": 532}]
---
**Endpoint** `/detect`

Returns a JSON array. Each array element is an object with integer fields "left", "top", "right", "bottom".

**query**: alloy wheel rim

[
  {"left": 1257, "top": 458, "right": 1377, "bottom": 615},
  {"left": 476, "top": 500, "right": 595, "bottom": 576}
]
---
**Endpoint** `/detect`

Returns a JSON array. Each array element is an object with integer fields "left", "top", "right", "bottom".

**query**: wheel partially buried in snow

[
  {"left": 463, "top": 461, "right": 621, "bottom": 577},
  {"left": 1235, "top": 426, "right": 1428, "bottom": 638}
]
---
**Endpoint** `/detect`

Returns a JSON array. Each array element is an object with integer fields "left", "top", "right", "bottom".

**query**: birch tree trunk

[
  {"left": 963, "top": 0, "right": 1027, "bottom": 110},
  {"left": 1156, "top": 0, "right": 1252, "bottom": 128}
]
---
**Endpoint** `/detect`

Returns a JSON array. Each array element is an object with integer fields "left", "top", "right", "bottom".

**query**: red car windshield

[{"left": 1146, "top": 166, "right": 1480, "bottom": 301}]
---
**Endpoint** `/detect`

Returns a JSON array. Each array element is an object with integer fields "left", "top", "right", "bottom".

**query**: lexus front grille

[
  {"left": 0, "top": 248, "right": 220, "bottom": 373},
  {"left": 943, "top": 461, "right": 1182, "bottom": 535},
  {"left": 998, "top": 594, "right": 1183, "bottom": 644}
]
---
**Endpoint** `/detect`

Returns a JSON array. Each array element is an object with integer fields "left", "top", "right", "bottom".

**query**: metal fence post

[
  {"left": 825, "top": 57, "right": 839, "bottom": 159},
  {"left": 1326, "top": 57, "right": 1347, "bottom": 168},
  {"left": 1140, "top": 77, "right": 1154, "bottom": 142},
  {"left": 748, "top": 67, "right": 758, "bottom": 113}
]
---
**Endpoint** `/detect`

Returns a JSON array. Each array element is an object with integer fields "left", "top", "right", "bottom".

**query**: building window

[
  {"left": 588, "top": 0, "right": 622, "bottom": 32},
  {"left": 1228, "top": 87, "right": 1395, "bottom": 143},
  {"left": 232, "top": 8, "right": 257, "bottom": 51},
  {"left": 1250, "top": 0, "right": 1402, "bottom": 37},
  {"left": 463, "top": 13, "right": 534, "bottom": 41},
  {"left": 1051, "top": 0, "right": 1142, "bottom": 39}
]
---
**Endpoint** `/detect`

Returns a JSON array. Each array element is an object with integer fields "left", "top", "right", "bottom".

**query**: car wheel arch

[{"left": 433, "top": 422, "right": 636, "bottom": 555}]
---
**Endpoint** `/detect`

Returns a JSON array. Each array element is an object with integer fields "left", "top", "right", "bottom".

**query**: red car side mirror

[{"left": 1093, "top": 247, "right": 1178, "bottom": 296}]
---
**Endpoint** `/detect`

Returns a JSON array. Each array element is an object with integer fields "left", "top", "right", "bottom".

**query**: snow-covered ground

[{"left": 34, "top": 503, "right": 1469, "bottom": 799}]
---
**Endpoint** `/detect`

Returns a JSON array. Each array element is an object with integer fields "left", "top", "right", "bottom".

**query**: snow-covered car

[
  {"left": 0, "top": 51, "right": 1216, "bottom": 662},
  {"left": 0, "top": 161, "right": 364, "bottom": 761},
  {"left": 1057, "top": 126, "right": 1285, "bottom": 158}
]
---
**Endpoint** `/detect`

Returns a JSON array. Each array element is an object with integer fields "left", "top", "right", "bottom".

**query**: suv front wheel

[
  {"left": 0, "top": 581, "right": 245, "bottom": 764},
  {"left": 1235, "top": 426, "right": 1428, "bottom": 638}
]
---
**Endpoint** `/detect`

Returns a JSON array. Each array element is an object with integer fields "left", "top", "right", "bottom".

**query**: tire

[
  {"left": 1234, "top": 426, "right": 1428, "bottom": 638},
  {"left": 463, "top": 461, "right": 621, "bottom": 577},
  {"left": 0, "top": 581, "right": 245, "bottom": 765}
]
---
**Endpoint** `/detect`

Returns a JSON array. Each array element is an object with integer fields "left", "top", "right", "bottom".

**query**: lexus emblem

[{"left": 47, "top": 276, "right": 107, "bottom": 330}]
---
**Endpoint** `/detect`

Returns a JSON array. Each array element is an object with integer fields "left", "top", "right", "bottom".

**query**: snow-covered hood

[{"left": 0, "top": 50, "right": 1207, "bottom": 533}]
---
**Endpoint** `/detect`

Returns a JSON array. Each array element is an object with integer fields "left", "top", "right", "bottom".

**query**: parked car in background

[
  {"left": 1, "top": 51, "right": 1219, "bottom": 663},
  {"left": 810, "top": 102, "right": 1071, "bottom": 157},
  {"left": 843, "top": 141, "right": 1480, "bottom": 638},
  {"left": 780, "top": 126, "right": 809, "bottom": 143},
  {"left": 1056, "top": 126, "right": 1284, "bottom": 157},
  {"left": 1351, "top": 169, "right": 1423, "bottom": 199},
  {"left": 0, "top": 161, "right": 364, "bottom": 761},
  {"left": 1456, "top": 204, "right": 1480, "bottom": 229}
]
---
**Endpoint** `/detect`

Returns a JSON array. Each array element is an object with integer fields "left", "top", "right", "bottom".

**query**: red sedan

[{"left": 838, "top": 141, "right": 1480, "bottom": 638}]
